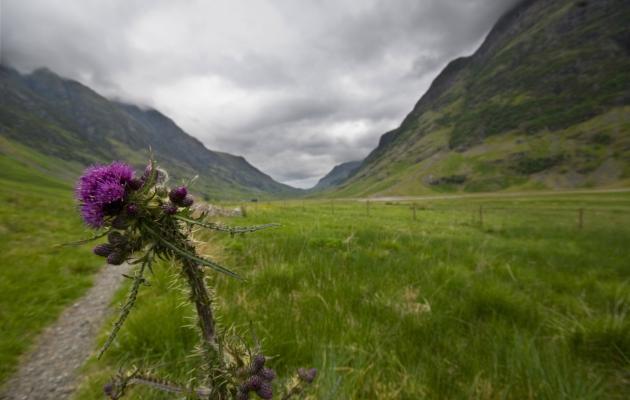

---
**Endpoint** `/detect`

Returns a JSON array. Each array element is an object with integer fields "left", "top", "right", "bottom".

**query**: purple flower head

[{"left": 75, "top": 162, "right": 134, "bottom": 228}]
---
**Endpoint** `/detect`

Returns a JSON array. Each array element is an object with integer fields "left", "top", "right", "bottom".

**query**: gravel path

[{"left": 1, "top": 264, "right": 130, "bottom": 400}]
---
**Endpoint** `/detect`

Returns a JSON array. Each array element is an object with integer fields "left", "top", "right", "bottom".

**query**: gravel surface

[{"left": 1, "top": 264, "right": 130, "bottom": 400}]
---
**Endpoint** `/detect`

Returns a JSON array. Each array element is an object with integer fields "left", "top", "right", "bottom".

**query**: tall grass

[{"left": 75, "top": 193, "right": 630, "bottom": 399}]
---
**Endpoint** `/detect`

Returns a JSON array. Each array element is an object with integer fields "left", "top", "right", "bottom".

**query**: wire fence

[{"left": 236, "top": 196, "right": 630, "bottom": 233}]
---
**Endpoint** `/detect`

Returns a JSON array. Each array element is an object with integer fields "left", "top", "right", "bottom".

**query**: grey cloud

[{"left": 1, "top": 0, "right": 519, "bottom": 188}]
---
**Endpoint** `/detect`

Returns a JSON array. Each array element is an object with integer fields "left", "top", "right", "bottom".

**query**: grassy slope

[
  {"left": 332, "top": 107, "right": 630, "bottom": 198},
  {"left": 0, "top": 152, "right": 103, "bottom": 384},
  {"left": 74, "top": 193, "right": 629, "bottom": 399},
  {"left": 333, "top": 0, "right": 630, "bottom": 197}
]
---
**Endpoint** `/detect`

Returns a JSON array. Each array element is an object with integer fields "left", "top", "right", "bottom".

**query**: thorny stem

[
  {"left": 98, "top": 255, "right": 150, "bottom": 359},
  {"left": 130, "top": 375, "right": 211, "bottom": 397},
  {"left": 181, "top": 256, "right": 218, "bottom": 352}
]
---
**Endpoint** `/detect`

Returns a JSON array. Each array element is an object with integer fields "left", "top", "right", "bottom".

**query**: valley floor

[{"left": 73, "top": 191, "right": 630, "bottom": 399}]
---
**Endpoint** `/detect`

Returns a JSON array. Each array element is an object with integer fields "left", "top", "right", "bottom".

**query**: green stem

[
  {"left": 175, "top": 215, "right": 279, "bottom": 234},
  {"left": 143, "top": 222, "right": 241, "bottom": 279}
]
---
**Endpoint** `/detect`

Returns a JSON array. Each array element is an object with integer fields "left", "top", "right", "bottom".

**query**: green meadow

[
  {"left": 73, "top": 192, "right": 630, "bottom": 399},
  {"left": 0, "top": 155, "right": 101, "bottom": 383}
]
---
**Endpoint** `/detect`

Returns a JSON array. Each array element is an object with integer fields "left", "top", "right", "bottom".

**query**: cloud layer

[{"left": 1, "top": 0, "right": 519, "bottom": 187}]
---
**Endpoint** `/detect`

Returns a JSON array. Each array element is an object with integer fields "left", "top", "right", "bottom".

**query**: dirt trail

[{"left": 1, "top": 264, "right": 130, "bottom": 400}]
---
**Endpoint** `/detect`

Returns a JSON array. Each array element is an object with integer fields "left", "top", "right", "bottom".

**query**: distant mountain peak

[{"left": 311, "top": 160, "right": 362, "bottom": 191}]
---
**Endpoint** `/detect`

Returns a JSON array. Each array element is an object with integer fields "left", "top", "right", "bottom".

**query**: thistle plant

[{"left": 71, "top": 159, "right": 316, "bottom": 399}]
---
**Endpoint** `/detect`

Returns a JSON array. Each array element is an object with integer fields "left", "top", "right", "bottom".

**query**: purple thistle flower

[
  {"left": 75, "top": 162, "right": 134, "bottom": 228},
  {"left": 255, "top": 382, "right": 273, "bottom": 400},
  {"left": 169, "top": 186, "right": 188, "bottom": 203}
]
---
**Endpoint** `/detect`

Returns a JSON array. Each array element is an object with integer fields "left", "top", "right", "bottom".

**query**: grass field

[
  {"left": 72, "top": 191, "right": 630, "bottom": 399},
  {"left": 0, "top": 155, "right": 102, "bottom": 384}
]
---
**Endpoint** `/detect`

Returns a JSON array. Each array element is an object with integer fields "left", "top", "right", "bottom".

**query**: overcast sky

[{"left": 1, "top": 0, "right": 519, "bottom": 188}]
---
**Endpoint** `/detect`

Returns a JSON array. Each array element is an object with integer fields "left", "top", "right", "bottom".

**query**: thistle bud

[
  {"left": 127, "top": 178, "right": 143, "bottom": 191},
  {"left": 107, "top": 252, "right": 125, "bottom": 265},
  {"left": 180, "top": 196, "right": 194, "bottom": 207},
  {"left": 256, "top": 382, "right": 273, "bottom": 400},
  {"left": 126, "top": 203, "right": 139, "bottom": 216},
  {"left": 246, "top": 375, "right": 263, "bottom": 391},
  {"left": 258, "top": 367, "right": 276, "bottom": 382},
  {"left": 297, "top": 367, "right": 317, "bottom": 383},
  {"left": 103, "top": 382, "right": 115, "bottom": 397},
  {"left": 142, "top": 165, "right": 167, "bottom": 184},
  {"left": 251, "top": 354, "right": 266, "bottom": 373},
  {"left": 111, "top": 215, "right": 129, "bottom": 230},
  {"left": 93, "top": 244, "right": 113, "bottom": 257},
  {"left": 108, "top": 231, "right": 125, "bottom": 245},
  {"left": 169, "top": 186, "right": 188, "bottom": 203},
  {"left": 162, "top": 203, "right": 178, "bottom": 215},
  {"left": 236, "top": 388, "right": 250, "bottom": 400}
]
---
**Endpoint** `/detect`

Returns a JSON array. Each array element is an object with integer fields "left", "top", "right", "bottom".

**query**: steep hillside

[
  {"left": 334, "top": 0, "right": 630, "bottom": 197},
  {"left": 311, "top": 160, "right": 362, "bottom": 191},
  {"left": 0, "top": 66, "right": 299, "bottom": 199}
]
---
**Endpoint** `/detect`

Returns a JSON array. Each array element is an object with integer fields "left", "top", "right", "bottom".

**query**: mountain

[
  {"left": 311, "top": 161, "right": 362, "bottom": 191},
  {"left": 332, "top": 0, "right": 630, "bottom": 197},
  {"left": 0, "top": 66, "right": 300, "bottom": 199}
]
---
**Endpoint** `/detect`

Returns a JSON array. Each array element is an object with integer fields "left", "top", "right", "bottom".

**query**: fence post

[
  {"left": 578, "top": 208, "right": 584, "bottom": 229},
  {"left": 479, "top": 205, "right": 484, "bottom": 227},
  {"left": 413, "top": 203, "right": 417, "bottom": 221}
]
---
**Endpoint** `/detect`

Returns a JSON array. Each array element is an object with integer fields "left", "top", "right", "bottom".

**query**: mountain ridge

[{"left": 0, "top": 65, "right": 300, "bottom": 199}]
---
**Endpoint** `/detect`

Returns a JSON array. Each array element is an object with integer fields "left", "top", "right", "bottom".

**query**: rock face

[
  {"left": 334, "top": 0, "right": 630, "bottom": 196},
  {"left": 311, "top": 160, "right": 362, "bottom": 191},
  {"left": 0, "top": 66, "right": 300, "bottom": 199}
]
